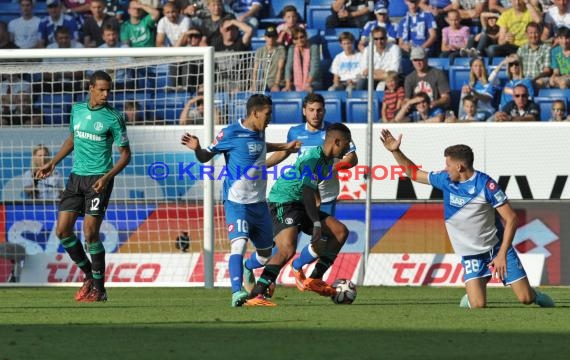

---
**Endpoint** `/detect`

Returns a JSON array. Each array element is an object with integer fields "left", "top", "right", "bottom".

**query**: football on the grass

[{"left": 331, "top": 279, "right": 357, "bottom": 304}]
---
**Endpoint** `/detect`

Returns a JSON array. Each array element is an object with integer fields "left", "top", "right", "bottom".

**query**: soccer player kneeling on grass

[
  {"left": 36, "top": 71, "right": 131, "bottom": 302},
  {"left": 246, "top": 123, "right": 352, "bottom": 306},
  {"left": 380, "top": 129, "right": 554, "bottom": 309}
]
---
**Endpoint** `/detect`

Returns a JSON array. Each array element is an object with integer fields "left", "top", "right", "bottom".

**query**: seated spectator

[
  {"left": 490, "top": 54, "right": 535, "bottom": 109},
  {"left": 8, "top": 0, "right": 41, "bottom": 49},
  {"left": 394, "top": 92, "right": 444, "bottom": 123},
  {"left": 176, "top": 26, "right": 205, "bottom": 47},
  {"left": 440, "top": 9, "right": 470, "bottom": 63},
  {"left": 83, "top": 0, "right": 120, "bottom": 47},
  {"left": 397, "top": 0, "right": 438, "bottom": 57},
  {"left": 276, "top": 5, "right": 305, "bottom": 48},
  {"left": 381, "top": 70, "right": 405, "bottom": 122},
  {"left": 210, "top": 16, "right": 252, "bottom": 51},
  {"left": 179, "top": 87, "right": 222, "bottom": 124},
  {"left": 355, "top": 26, "right": 401, "bottom": 91},
  {"left": 458, "top": 94, "right": 488, "bottom": 121},
  {"left": 23, "top": 144, "right": 64, "bottom": 200},
  {"left": 124, "top": 100, "right": 146, "bottom": 125},
  {"left": 486, "top": 0, "right": 542, "bottom": 62},
  {"left": 404, "top": 47, "right": 451, "bottom": 113},
  {"left": 120, "top": 0, "right": 160, "bottom": 47},
  {"left": 156, "top": 1, "right": 191, "bottom": 47},
  {"left": 0, "top": 21, "right": 18, "bottom": 49},
  {"left": 453, "top": 0, "right": 485, "bottom": 26},
  {"left": 0, "top": 74, "right": 40, "bottom": 126},
  {"left": 458, "top": 57, "right": 495, "bottom": 120},
  {"left": 464, "top": 11, "right": 500, "bottom": 57},
  {"left": 228, "top": 0, "right": 264, "bottom": 30},
  {"left": 283, "top": 27, "right": 321, "bottom": 92},
  {"left": 327, "top": 0, "right": 373, "bottom": 29},
  {"left": 542, "top": 0, "right": 570, "bottom": 42},
  {"left": 250, "top": 26, "right": 286, "bottom": 92},
  {"left": 328, "top": 32, "right": 362, "bottom": 92},
  {"left": 358, "top": 1, "right": 397, "bottom": 52},
  {"left": 550, "top": 26, "right": 570, "bottom": 88},
  {"left": 97, "top": 24, "right": 132, "bottom": 87},
  {"left": 62, "top": 0, "right": 93, "bottom": 20},
  {"left": 198, "top": 0, "right": 235, "bottom": 46},
  {"left": 549, "top": 99, "right": 570, "bottom": 121},
  {"left": 37, "top": 0, "right": 82, "bottom": 48},
  {"left": 491, "top": 84, "right": 540, "bottom": 121},
  {"left": 43, "top": 26, "right": 86, "bottom": 92},
  {"left": 516, "top": 22, "right": 552, "bottom": 89}
]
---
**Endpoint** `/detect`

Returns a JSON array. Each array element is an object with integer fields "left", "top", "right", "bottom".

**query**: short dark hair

[
  {"left": 556, "top": 26, "right": 570, "bottom": 38},
  {"left": 89, "top": 70, "right": 112, "bottom": 86},
  {"left": 303, "top": 93, "right": 325, "bottom": 108},
  {"left": 325, "top": 122, "right": 351, "bottom": 141},
  {"left": 246, "top": 94, "right": 272, "bottom": 116},
  {"left": 444, "top": 145, "right": 474, "bottom": 169}
]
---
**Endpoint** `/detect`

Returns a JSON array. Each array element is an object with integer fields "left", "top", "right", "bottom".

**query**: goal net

[{"left": 0, "top": 47, "right": 261, "bottom": 287}]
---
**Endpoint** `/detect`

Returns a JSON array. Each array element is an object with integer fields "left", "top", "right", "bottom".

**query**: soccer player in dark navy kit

[
  {"left": 37, "top": 71, "right": 131, "bottom": 302},
  {"left": 380, "top": 129, "right": 554, "bottom": 308},
  {"left": 181, "top": 94, "right": 299, "bottom": 307}
]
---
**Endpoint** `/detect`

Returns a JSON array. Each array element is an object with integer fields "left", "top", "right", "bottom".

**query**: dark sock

[
  {"left": 250, "top": 264, "right": 280, "bottom": 298},
  {"left": 309, "top": 252, "right": 337, "bottom": 279},
  {"left": 88, "top": 241, "right": 106, "bottom": 290},
  {"left": 61, "top": 236, "right": 92, "bottom": 278}
]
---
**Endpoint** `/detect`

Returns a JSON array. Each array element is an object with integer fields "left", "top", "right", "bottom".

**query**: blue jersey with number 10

[{"left": 207, "top": 119, "right": 267, "bottom": 204}]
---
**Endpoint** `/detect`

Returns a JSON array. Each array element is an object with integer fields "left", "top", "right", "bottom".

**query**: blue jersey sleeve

[
  {"left": 483, "top": 177, "right": 508, "bottom": 207},
  {"left": 428, "top": 170, "right": 449, "bottom": 190},
  {"left": 207, "top": 127, "right": 234, "bottom": 154}
]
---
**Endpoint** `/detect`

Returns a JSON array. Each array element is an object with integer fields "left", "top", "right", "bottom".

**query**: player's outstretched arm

[
  {"left": 380, "top": 129, "right": 429, "bottom": 184},
  {"left": 266, "top": 140, "right": 301, "bottom": 167},
  {"left": 181, "top": 132, "right": 215, "bottom": 163},
  {"left": 36, "top": 134, "right": 74, "bottom": 179}
]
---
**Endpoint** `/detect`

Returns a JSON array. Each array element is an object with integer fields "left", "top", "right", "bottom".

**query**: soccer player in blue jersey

[
  {"left": 266, "top": 93, "right": 358, "bottom": 293},
  {"left": 246, "top": 123, "right": 353, "bottom": 305},
  {"left": 36, "top": 71, "right": 131, "bottom": 302},
  {"left": 380, "top": 129, "right": 555, "bottom": 308},
  {"left": 181, "top": 94, "right": 300, "bottom": 307}
]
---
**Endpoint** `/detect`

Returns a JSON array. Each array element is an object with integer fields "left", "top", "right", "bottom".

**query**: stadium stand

[
  {"left": 260, "top": 0, "right": 306, "bottom": 26},
  {"left": 306, "top": 5, "right": 330, "bottom": 31}
]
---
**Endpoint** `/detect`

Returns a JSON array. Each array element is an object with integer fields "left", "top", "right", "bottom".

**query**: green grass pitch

[{"left": 1, "top": 286, "right": 569, "bottom": 360}]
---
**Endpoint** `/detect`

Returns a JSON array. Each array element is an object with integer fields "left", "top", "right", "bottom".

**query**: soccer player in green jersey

[
  {"left": 246, "top": 123, "right": 352, "bottom": 306},
  {"left": 36, "top": 70, "right": 131, "bottom": 302}
]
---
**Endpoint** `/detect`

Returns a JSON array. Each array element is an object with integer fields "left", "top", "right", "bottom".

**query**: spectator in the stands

[
  {"left": 8, "top": 0, "right": 41, "bottom": 49},
  {"left": 227, "top": 0, "right": 264, "bottom": 30},
  {"left": 358, "top": 1, "right": 397, "bottom": 52},
  {"left": 97, "top": 24, "right": 132, "bottom": 86},
  {"left": 156, "top": 1, "right": 191, "bottom": 47},
  {"left": 397, "top": 0, "right": 438, "bottom": 57},
  {"left": 404, "top": 46, "right": 451, "bottom": 112},
  {"left": 381, "top": 71, "right": 405, "bottom": 122},
  {"left": 355, "top": 26, "right": 401, "bottom": 91},
  {"left": 198, "top": 0, "right": 235, "bottom": 46},
  {"left": 0, "top": 21, "right": 18, "bottom": 49},
  {"left": 62, "top": 0, "right": 93, "bottom": 20},
  {"left": 211, "top": 16, "right": 252, "bottom": 51},
  {"left": 463, "top": 11, "right": 500, "bottom": 57},
  {"left": 283, "top": 27, "right": 321, "bottom": 92},
  {"left": 452, "top": 0, "right": 485, "bottom": 26},
  {"left": 329, "top": 32, "right": 362, "bottom": 93},
  {"left": 120, "top": 0, "right": 160, "bottom": 47},
  {"left": 276, "top": 5, "right": 305, "bottom": 48},
  {"left": 457, "top": 94, "right": 488, "bottom": 121},
  {"left": 517, "top": 22, "right": 552, "bottom": 89},
  {"left": 394, "top": 91, "right": 444, "bottom": 123},
  {"left": 485, "top": 0, "right": 543, "bottom": 62},
  {"left": 550, "top": 26, "right": 570, "bottom": 88},
  {"left": 327, "top": 0, "right": 373, "bottom": 29},
  {"left": 439, "top": 9, "right": 470, "bottom": 63},
  {"left": 23, "top": 144, "right": 64, "bottom": 200},
  {"left": 250, "top": 26, "right": 286, "bottom": 92},
  {"left": 542, "top": 0, "right": 570, "bottom": 43},
  {"left": 458, "top": 57, "right": 495, "bottom": 120},
  {"left": 0, "top": 74, "right": 40, "bottom": 126},
  {"left": 124, "top": 100, "right": 146, "bottom": 125},
  {"left": 549, "top": 99, "right": 570, "bottom": 121},
  {"left": 83, "top": 0, "right": 120, "bottom": 47},
  {"left": 489, "top": 54, "right": 535, "bottom": 109},
  {"left": 43, "top": 26, "right": 86, "bottom": 92},
  {"left": 492, "top": 83, "right": 540, "bottom": 121},
  {"left": 179, "top": 86, "right": 222, "bottom": 124},
  {"left": 37, "top": 0, "right": 82, "bottom": 48}
]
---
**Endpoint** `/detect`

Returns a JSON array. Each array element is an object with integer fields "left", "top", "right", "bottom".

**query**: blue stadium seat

[
  {"left": 533, "top": 96, "right": 557, "bottom": 121},
  {"left": 451, "top": 57, "right": 471, "bottom": 67},
  {"left": 538, "top": 88, "right": 570, "bottom": 102},
  {"left": 269, "top": 91, "right": 308, "bottom": 100},
  {"left": 491, "top": 57, "right": 505, "bottom": 66},
  {"left": 388, "top": 1, "right": 408, "bottom": 17},
  {"left": 449, "top": 66, "right": 471, "bottom": 91},
  {"left": 320, "top": 58, "right": 333, "bottom": 89},
  {"left": 428, "top": 57, "right": 450, "bottom": 70},
  {"left": 322, "top": 28, "right": 361, "bottom": 41},
  {"left": 348, "top": 90, "right": 384, "bottom": 102},
  {"left": 309, "top": 0, "right": 332, "bottom": 5},
  {"left": 324, "top": 98, "right": 343, "bottom": 123},
  {"left": 251, "top": 37, "right": 265, "bottom": 51},
  {"left": 345, "top": 98, "right": 379, "bottom": 123},
  {"left": 306, "top": 5, "right": 330, "bottom": 30},
  {"left": 272, "top": 98, "right": 304, "bottom": 123},
  {"left": 323, "top": 36, "right": 343, "bottom": 59},
  {"left": 260, "top": 0, "right": 306, "bottom": 25},
  {"left": 315, "top": 90, "right": 347, "bottom": 102}
]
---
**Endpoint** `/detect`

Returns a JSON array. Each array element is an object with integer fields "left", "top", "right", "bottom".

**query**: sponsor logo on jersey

[
  {"left": 94, "top": 122, "right": 103, "bottom": 131},
  {"left": 467, "top": 186, "right": 476, "bottom": 195},
  {"left": 285, "top": 217, "right": 293, "bottom": 225},
  {"left": 487, "top": 180, "right": 497, "bottom": 191},
  {"left": 75, "top": 130, "right": 103, "bottom": 141},
  {"left": 449, "top": 193, "right": 469, "bottom": 207},
  {"left": 228, "top": 224, "right": 234, "bottom": 232},
  {"left": 494, "top": 189, "right": 506, "bottom": 203},
  {"left": 247, "top": 142, "right": 264, "bottom": 156}
]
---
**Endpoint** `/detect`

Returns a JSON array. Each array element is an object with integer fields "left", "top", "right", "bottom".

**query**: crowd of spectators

[{"left": 2, "top": 0, "right": 570, "bottom": 123}]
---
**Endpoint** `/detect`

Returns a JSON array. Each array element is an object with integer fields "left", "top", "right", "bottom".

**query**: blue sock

[
  {"left": 292, "top": 244, "right": 318, "bottom": 270},
  {"left": 245, "top": 253, "right": 263, "bottom": 270},
  {"left": 228, "top": 254, "right": 243, "bottom": 293}
]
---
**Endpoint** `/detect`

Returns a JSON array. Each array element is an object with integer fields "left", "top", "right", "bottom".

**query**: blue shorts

[
  {"left": 224, "top": 200, "right": 274, "bottom": 250},
  {"left": 462, "top": 241, "right": 527, "bottom": 285}
]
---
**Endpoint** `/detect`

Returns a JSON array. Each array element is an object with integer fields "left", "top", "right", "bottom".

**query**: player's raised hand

[
  {"left": 285, "top": 140, "right": 302, "bottom": 154},
  {"left": 181, "top": 133, "right": 201, "bottom": 151},
  {"left": 380, "top": 129, "right": 402, "bottom": 152},
  {"left": 35, "top": 162, "right": 55, "bottom": 180}
]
